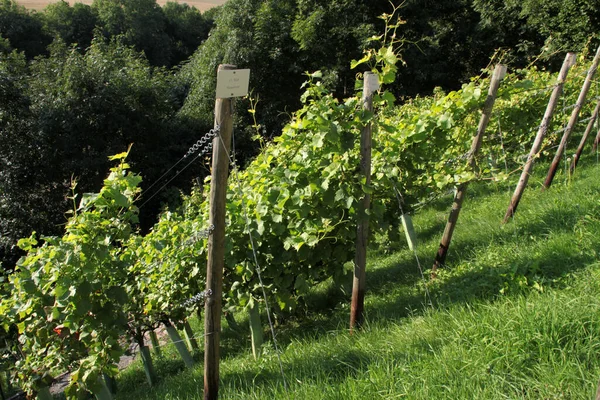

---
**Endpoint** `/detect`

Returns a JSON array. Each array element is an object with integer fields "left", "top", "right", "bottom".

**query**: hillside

[{"left": 115, "top": 156, "right": 600, "bottom": 399}]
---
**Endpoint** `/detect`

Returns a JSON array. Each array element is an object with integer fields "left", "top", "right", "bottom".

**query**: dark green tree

[
  {"left": 1, "top": 37, "right": 206, "bottom": 270},
  {"left": 291, "top": 0, "right": 377, "bottom": 95},
  {"left": 163, "top": 1, "right": 213, "bottom": 67},
  {"left": 473, "top": 0, "right": 600, "bottom": 62},
  {"left": 92, "top": 0, "right": 172, "bottom": 66},
  {"left": 41, "top": 0, "right": 98, "bottom": 51},
  {"left": 0, "top": 44, "right": 58, "bottom": 270},
  {"left": 0, "top": 0, "right": 52, "bottom": 58}
]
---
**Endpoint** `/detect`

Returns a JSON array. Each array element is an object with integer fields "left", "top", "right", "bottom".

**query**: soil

[{"left": 48, "top": 325, "right": 170, "bottom": 396}]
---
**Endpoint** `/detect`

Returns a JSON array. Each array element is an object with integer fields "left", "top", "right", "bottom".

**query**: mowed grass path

[
  {"left": 17, "top": 0, "right": 226, "bottom": 11},
  {"left": 115, "top": 155, "right": 600, "bottom": 399}
]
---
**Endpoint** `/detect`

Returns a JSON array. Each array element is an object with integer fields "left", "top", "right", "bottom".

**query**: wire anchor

[
  {"left": 182, "top": 289, "right": 213, "bottom": 308},
  {"left": 185, "top": 125, "right": 220, "bottom": 158}
]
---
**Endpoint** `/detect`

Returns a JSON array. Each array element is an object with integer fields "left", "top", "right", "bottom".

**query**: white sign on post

[{"left": 216, "top": 69, "right": 250, "bottom": 99}]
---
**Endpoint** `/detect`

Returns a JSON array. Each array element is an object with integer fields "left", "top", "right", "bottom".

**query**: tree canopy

[{"left": 2, "top": 0, "right": 600, "bottom": 272}]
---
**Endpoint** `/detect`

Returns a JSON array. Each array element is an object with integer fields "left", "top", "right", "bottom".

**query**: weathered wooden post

[
  {"left": 349, "top": 72, "right": 379, "bottom": 333},
  {"left": 503, "top": 52, "right": 576, "bottom": 223},
  {"left": 543, "top": 45, "right": 600, "bottom": 189},
  {"left": 204, "top": 64, "right": 249, "bottom": 400},
  {"left": 432, "top": 64, "right": 507, "bottom": 276},
  {"left": 204, "top": 64, "right": 235, "bottom": 400},
  {"left": 570, "top": 99, "right": 600, "bottom": 174}
]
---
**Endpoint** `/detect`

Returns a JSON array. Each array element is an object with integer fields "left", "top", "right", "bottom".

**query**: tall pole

[
  {"left": 503, "top": 53, "right": 576, "bottom": 223},
  {"left": 349, "top": 72, "right": 378, "bottom": 333},
  {"left": 204, "top": 64, "right": 235, "bottom": 400},
  {"left": 432, "top": 64, "right": 506, "bottom": 276},
  {"left": 543, "top": 45, "right": 600, "bottom": 189},
  {"left": 570, "top": 99, "right": 600, "bottom": 174}
]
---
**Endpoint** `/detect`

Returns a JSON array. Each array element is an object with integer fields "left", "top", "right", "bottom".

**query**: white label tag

[
  {"left": 367, "top": 77, "right": 380, "bottom": 95},
  {"left": 216, "top": 69, "right": 250, "bottom": 99}
]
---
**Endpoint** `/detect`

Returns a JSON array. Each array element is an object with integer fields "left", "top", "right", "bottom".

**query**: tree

[
  {"left": 0, "top": 0, "right": 52, "bottom": 58},
  {"left": 1, "top": 37, "right": 205, "bottom": 271},
  {"left": 41, "top": 1, "right": 98, "bottom": 51},
  {"left": 92, "top": 0, "right": 172, "bottom": 66},
  {"left": 473, "top": 0, "right": 600, "bottom": 58},
  {"left": 0, "top": 44, "right": 58, "bottom": 270},
  {"left": 163, "top": 1, "right": 212, "bottom": 67},
  {"left": 291, "top": 0, "right": 377, "bottom": 96}
]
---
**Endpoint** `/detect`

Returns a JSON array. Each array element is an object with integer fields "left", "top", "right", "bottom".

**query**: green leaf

[
  {"left": 108, "top": 151, "right": 129, "bottom": 161},
  {"left": 351, "top": 53, "right": 371, "bottom": 69}
]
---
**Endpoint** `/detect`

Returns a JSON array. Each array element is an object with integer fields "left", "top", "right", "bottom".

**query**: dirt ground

[
  {"left": 48, "top": 325, "right": 171, "bottom": 396},
  {"left": 17, "top": 0, "right": 226, "bottom": 11}
]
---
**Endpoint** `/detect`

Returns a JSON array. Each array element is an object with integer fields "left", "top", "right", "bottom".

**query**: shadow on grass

[
  {"left": 223, "top": 347, "right": 374, "bottom": 394},
  {"left": 117, "top": 162, "right": 600, "bottom": 398}
]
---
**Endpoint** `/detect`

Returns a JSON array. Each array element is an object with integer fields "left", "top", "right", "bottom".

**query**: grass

[{"left": 114, "top": 154, "right": 600, "bottom": 399}]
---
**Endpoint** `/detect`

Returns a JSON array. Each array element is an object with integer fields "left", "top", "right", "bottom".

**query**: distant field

[{"left": 18, "top": 0, "right": 227, "bottom": 11}]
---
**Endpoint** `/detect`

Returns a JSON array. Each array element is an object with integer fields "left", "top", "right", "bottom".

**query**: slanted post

[
  {"left": 503, "top": 52, "right": 576, "bottom": 223},
  {"left": 349, "top": 72, "right": 379, "bottom": 333},
  {"left": 543, "top": 45, "right": 600, "bottom": 189},
  {"left": 570, "top": 99, "right": 600, "bottom": 174},
  {"left": 432, "top": 64, "right": 507, "bottom": 276},
  {"left": 204, "top": 64, "right": 236, "bottom": 400}
]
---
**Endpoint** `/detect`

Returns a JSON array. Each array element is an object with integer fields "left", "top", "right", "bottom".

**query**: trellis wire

[
  {"left": 139, "top": 126, "right": 220, "bottom": 209},
  {"left": 136, "top": 329, "right": 216, "bottom": 351},
  {"left": 504, "top": 83, "right": 556, "bottom": 98},
  {"left": 217, "top": 131, "right": 289, "bottom": 394}
]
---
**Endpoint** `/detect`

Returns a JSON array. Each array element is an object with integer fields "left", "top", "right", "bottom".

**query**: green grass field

[{"left": 114, "top": 154, "right": 600, "bottom": 399}]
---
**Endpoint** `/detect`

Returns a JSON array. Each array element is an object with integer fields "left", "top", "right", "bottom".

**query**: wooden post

[
  {"left": 204, "top": 64, "right": 235, "bottom": 400},
  {"left": 432, "top": 64, "right": 507, "bottom": 276},
  {"left": 570, "top": 99, "right": 600, "bottom": 174},
  {"left": 543, "top": 45, "right": 600, "bottom": 189},
  {"left": 349, "top": 72, "right": 378, "bottom": 332},
  {"left": 503, "top": 53, "right": 576, "bottom": 223}
]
